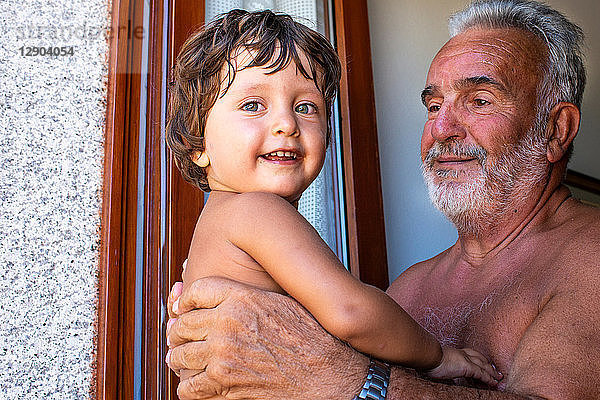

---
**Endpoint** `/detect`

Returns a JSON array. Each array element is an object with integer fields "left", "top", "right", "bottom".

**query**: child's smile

[
  {"left": 260, "top": 149, "right": 299, "bottom": 163},
  {"left": 200, "top": 50, "right": 328, "bottom": 204}
]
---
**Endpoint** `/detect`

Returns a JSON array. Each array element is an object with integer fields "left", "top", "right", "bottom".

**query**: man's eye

[
  {"left": 241, "top": 102, "right": 262, "bottom": 112},
  {"left": 428, "top": 104, "right": 440, "bottom": 113},
  {"left": 295, "top": 103, "right": 317, "bottom": 114},
  {"left": 474, "top": 99, "right": 491, "bottom": 107}
]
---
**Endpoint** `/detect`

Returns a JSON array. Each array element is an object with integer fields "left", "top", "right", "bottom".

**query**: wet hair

[
  {"left": 166, "top": 9, "right": 341, "bottom": 191},
  {"left": 448, "top": 0, "right": 586, "bottom": 162}
]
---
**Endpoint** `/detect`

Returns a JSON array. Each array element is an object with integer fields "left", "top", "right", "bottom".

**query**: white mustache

[{"left": 424, "top": 141, "right": 487, "bottom": 168}]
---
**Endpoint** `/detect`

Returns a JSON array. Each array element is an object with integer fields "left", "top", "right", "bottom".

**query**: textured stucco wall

[{"left": 0, "top": 0, "right": 109, "bottom": 398}]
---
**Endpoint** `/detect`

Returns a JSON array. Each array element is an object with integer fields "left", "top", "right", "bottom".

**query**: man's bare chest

[{"left": 402, "top": 267, "right": 547, "bottom": 373}]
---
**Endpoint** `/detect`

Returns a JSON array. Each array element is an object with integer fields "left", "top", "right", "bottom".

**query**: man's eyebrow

[
  {"left": 455, "top": 76, "right": 508, "bottom": 93},
  {"left": 421, "top": 85, "right": 436, "bottom": 106},
  {"left": 420, "top": 77, "right": 510, "bottom": 105}
]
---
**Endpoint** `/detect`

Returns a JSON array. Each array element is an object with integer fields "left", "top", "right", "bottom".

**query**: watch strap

[{"left": 353, "top": 359, "right": 391, "bottom": 400}]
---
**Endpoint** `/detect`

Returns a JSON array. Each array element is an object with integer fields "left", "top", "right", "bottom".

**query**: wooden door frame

[
  {"left": 96, "top": 0, "right": 386, "bottom": 398},
  {"left": 333, "top": 0, "right": 388, "bottom": 289},
  {"left": 97, "top": 0, "right": 145, "bottom": 398},
  {"left": 164, "top": 0, "right": 206, "bottom": 398}
]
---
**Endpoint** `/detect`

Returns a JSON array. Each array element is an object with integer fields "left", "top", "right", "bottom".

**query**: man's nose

[
  {"left": 430, "top": 104, "right": 466, "bottom": 142},
  {"left": 271, "top": 108, "right": 299, "bottom": 137}
]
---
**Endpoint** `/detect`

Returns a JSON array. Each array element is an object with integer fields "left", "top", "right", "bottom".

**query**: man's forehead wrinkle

[
  {"left": 446, "top": 29, "right": 544, "bottom": 58},
  {"left": 454, "top": 76, "right": 506, "bottom": 91},
  {"left": 431, "top": 46, "right": 540, "bottom": 98},
  {"left": 438, "top": 46, "right": 515, "bottom": 66},
  {"left": 474, "top": 42, "right": 537, "bottom": 71}
]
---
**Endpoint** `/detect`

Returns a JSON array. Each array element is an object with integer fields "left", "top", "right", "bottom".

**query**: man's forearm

[
  {"left": 168, "top": 278, "right": 532, "bottom": 400},
  {"left": 388, "top": 368, "right": 529, "bottom": 400}
]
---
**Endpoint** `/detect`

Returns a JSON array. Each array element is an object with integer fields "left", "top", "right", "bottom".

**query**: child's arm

[
  {"left": 226, "top": 192, "right": 441, "bottom": 368},
  {"left": 227, "top": 192, "right": 502, "bottom": 385}
]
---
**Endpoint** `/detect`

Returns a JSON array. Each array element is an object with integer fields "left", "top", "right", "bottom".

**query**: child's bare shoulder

[
  {"left": 235, "top": 191, "right": 292, "bottom": 204},
  {"left": 210, "top": 192, "right": 306, "bottom": 243},
  {"left": 222, "top": 191, "right": 297, "bottom": 218},
  {"left": 202, "top": 191, "right": 300, "bottom": 236}
]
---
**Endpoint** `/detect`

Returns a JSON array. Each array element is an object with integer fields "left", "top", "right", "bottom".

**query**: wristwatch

[{"left": 352, "top": 359, "right": 391, "bottom": 400}]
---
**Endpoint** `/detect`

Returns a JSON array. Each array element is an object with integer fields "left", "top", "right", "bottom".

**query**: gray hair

[{"left": 448, "top": 0, "right": 586, "bottom": 115}]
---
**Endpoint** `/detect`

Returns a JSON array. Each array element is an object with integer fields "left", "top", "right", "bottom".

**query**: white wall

[{"left": 367, "top": 0, "right": 600, "bottom": 282}]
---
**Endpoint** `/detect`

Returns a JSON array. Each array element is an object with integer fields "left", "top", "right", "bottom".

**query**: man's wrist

[{"left": 352, "top": 359, "right": 391, "bottom": 400}]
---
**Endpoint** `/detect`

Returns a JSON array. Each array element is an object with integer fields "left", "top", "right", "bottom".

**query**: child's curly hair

[{"left": 166, "top": 9, "right": 342, "bottom": 191}]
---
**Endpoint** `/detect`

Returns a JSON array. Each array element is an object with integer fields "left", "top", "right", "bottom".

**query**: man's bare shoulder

[
  {"left": 567, "top": 194, "right": 600, "bottom": 217},
  {"left": 403, "top": 248, "right": 453, "bottom": 276},
  {"left": 387, "top": 247, "right": 455, "bottom": 301},
  {"left": 552, "top": 198, "right": 600, "bottom": 264},
  {"left": 539, "top": 198, "right": 600, "bottom": 295},
  {"left": 502, "top": 201, "right": 600, "bottom": 398}
]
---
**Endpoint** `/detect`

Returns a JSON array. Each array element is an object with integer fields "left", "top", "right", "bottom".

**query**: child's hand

[{"left": 426, "top": 347, "right": 503, "bottom": 386}]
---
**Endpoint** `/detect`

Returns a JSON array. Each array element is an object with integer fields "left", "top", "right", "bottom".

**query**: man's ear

[{"left": 546, "top": 102, "right": 580, "bottom": 163}]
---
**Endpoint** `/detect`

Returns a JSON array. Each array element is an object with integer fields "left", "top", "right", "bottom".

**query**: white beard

[{"left": 421, "top": 128, "right": 550, "bottom": 235}]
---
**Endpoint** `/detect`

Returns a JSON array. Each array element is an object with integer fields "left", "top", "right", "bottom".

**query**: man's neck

[{"left": 454, "top": 169, "right": 572, "bottom": 264}]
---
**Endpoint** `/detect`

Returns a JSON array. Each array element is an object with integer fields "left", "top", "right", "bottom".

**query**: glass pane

[
  {"left": 204, "top": 0, "right": 341, "bottom": 254},
  {"left": 206, "top": 1, "right": 325, "bottom": 34}
]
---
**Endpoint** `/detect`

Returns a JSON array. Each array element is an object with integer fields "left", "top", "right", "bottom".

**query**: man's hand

[{"left": 166, "top": 277, "right": 369, "bottom": 400}]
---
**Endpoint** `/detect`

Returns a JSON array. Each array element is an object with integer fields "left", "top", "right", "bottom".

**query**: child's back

[{"left": 184, "top": 191, "right": 285, "bottom": 294}]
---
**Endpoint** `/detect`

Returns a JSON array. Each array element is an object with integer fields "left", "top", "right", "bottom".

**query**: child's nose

[{"left": 270, "top": 109, "right": 299, "bottom": 137}]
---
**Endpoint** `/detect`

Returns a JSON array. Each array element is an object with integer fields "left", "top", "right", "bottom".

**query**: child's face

[{"left": 200, "top": 50, "right": 328, "bottom": 204}]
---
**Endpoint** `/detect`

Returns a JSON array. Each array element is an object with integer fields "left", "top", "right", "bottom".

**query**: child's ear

[
  {"left": 191, "top": 151, "right": 210, "bottom": 168},
  {"left": 546, "top": 102, "right": 580, "bottom": 163}
]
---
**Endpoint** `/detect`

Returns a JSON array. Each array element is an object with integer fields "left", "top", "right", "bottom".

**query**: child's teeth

[{"left": 265, "top": 151, "right": 297, "bottom": 158}]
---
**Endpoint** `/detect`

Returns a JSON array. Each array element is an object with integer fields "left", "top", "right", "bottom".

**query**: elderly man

[{"left": 166, "top": 0, "right": 600, "bottom": 398}]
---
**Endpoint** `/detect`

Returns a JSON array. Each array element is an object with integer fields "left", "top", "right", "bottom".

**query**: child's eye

[
  {"left": 295, "top": 103, "right": 317, "bottom": 115},
  {"left": 241, "top": 101, "right": 263, "bottom": 112}
]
